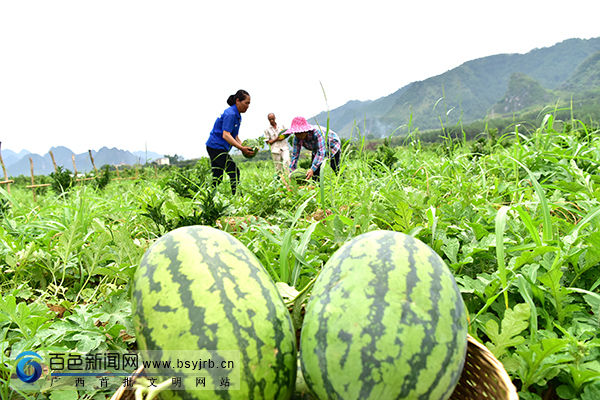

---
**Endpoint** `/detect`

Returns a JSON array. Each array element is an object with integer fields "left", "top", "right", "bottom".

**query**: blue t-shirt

[{"left": 205, "top": 105, "right": 242, "bottom": 151}]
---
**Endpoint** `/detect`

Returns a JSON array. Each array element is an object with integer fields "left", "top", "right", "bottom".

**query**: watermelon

[
  {"left": 290, "top": 168, "right": 309, "bottom": 183},
  {"left": 132, "top": 225, "right": 297, "bottom": 399},
  {"left": 242, "top": 138, "right": 261, "bottom": 158},
  {"left": 299, "top": 230, "right": 468, "bottom": 400},
  {"left": 278, "top": 129, "right": 291, "bottom": 140}
]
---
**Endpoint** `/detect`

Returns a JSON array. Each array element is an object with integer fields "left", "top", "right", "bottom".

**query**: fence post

[
  {"left": 29, "top": 157, "right": 37, "bottom": 202},
  {"left": 49, "top": 150, "right": 58, "bottom": 172},
  {"left": 88, "top": 150, "right": 98, "bottom": 174},
  {"left": 0, "top": 142, "right": 14, "bottom": 193},
  {"left": 25, "top": 157, "right": 51, "bottom": 199},
  {"left": 72, "top": 155, "right": 78, "bottom": 179}
]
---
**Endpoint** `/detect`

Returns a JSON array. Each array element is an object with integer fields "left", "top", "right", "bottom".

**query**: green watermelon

[
  {"left": 242, "top": 138, "right": 261, "bottom": 158},
  {"left": 299, "top": 230, "right": 468, "bottom": 400},
  {"left": 132, "top": 225, "right": 297, "bottom": 399},
  {"left": 290, "top": 168, "right": 309, "bottom": 183}
]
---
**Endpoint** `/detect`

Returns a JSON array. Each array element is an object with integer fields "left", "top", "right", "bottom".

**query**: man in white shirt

[{"left": 264, "top": 113, "right": 290, "bottom": 178}]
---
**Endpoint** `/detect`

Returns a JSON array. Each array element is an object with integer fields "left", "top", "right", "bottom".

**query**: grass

[{"left": 1, "top": 108, "right": 600, "bottom": 399}]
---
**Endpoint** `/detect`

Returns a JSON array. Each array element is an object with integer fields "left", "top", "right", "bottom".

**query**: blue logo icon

[{"left": 15, "top": 351, "right": 43, "bottom": 383}]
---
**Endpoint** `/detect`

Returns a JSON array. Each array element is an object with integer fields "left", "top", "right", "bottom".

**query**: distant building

[{"left": 155, "top": 157, "right": 170, "bottom": 166}]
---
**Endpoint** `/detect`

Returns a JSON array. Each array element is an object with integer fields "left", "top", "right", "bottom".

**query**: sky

[{"left": 1, "top": 1, "right": 599, "bottom": 160}]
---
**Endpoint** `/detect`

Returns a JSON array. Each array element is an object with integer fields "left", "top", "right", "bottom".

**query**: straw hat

[{"left": 287, "top": 116, "right": 314, "bottom": 135}]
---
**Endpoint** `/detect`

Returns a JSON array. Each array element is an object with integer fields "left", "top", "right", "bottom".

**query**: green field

[{"left": 1, "top": 111, "right": 600, "bottom": 400}]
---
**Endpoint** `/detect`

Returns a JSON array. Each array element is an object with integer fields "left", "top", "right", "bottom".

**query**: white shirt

[{"left": 264, "top": 124, "right": 289, "bottom": 153}]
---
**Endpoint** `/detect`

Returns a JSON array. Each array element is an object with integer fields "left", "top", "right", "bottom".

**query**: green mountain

[
  {"left": 312, "top": 37, "right": 600, "bottom": 138},
  {"left": 560, "top": 51, "right": 600, "bottom": 92},
  {"left": 489, "top": 73, "right": 555, "bottom": 116}
]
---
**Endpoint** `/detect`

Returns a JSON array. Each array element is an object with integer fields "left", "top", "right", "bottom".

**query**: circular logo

[{"left": 15, "top": 351, "right": 43, "bottom": 383}]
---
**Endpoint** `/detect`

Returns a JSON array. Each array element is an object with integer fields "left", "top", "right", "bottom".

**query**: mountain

[
  {"left": 3, "top": 146, "right": 162, "bottom": 177},
  {"left": 489, "top": 73, "right": 555, "bottom": 116},
  {"left": 132, "top": 150, "right": 164, "bottom": 163},
  {"left": 312, "top": 37, "right": 600, "bottom": 138},
  {"left": 0, "top": 148, "right": 31, "bottom": 167},
  {"left": 560, "top": 51, "right": 600, "bottom": 92}
]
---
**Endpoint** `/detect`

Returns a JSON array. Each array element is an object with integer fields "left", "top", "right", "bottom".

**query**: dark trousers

[
  {"left": 206, "top": 146, "right": 240, "bottom": 195},
  {"left": 311, "top": 151, "right": 341, "bottom": 181}
]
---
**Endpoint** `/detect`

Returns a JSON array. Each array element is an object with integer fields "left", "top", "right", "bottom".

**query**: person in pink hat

[{"left": 288, "top": 116, "right": 341, "bottom": 181}]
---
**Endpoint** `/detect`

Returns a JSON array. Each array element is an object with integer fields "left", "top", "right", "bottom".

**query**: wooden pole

[
  {"left": 0, "top": 142, "right": 12, "bottom": 193},
  {"left": 49, "top": 150, "right": 58, "bottom": 172},
  {"left": 29, "top": 157, "right": 36, "bottom": 202},
  {"left": 154, "top": 164, "right": 158, "bottom": 178},
  {"left": 115, "top": 165, "right": 121, "bottom": 180},
  {"left": 72, "top": 154, "right": 78, "bottom": 179},
  {"left": 88, "top": 150, "right": 98, "bottom": 174}
]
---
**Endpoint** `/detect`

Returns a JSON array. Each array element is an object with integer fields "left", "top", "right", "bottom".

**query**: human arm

[
  {"left": 289, "top": 137, "right": 301, "bottom": 171},
  {"left": 266, "top": 126, "right": 286, "bottom": 145},
  {"left": 223, "top": 131, "right": 254, "bottom": 156}
]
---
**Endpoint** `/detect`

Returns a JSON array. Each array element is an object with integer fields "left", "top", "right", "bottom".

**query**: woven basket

[
  {"left": 111, "top": 335, "right": 518, "bottom": 400},
  {"left": 450, "top": 334, "right": 518, "bottom": 400}
]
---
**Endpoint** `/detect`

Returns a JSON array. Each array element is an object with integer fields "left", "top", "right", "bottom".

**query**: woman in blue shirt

[{"left": 205, "top": 89, "right": 254, "bottom": 195}]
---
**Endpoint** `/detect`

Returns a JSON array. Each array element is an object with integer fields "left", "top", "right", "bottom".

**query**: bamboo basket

[
  {"left": 449, "top": 334, "right": 519, "bottom": 400},
  {"left": 112, "top": 335, "right": 518, "bottom": 400}
]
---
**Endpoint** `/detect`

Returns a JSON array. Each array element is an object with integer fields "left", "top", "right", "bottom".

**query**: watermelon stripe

[
  {"left": 133, "top": 226, "right": 296, "bottom": 400},
  {"left": 300, "top": 231, "right": 467, "bottom": 400},
  {"left": 395, "top": 234, "right": 437, "bottom": 398},
  {"left": 309, "top": 249, "right": 341, "bottom": 398},
  {"left": 420, "top": 250, "right": 467, "bottom": 400},
  {"left": 356, "top": 234, "right": 392, "bottom": 399},
  {"left": 187, "top": 228, "right": 295, "bottom": 399},
  {"left": 162, "top": 233, "right": 230, "bottom": 399}
]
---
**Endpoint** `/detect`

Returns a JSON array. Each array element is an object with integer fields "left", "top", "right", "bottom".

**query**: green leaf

[
  {"left": 514, "top": 246, "right": 560, "bottom": 269},
  {"left": 507, "top": 156, "right": 553, "bottom": 243},
  {"left": 516, "top": 205, "right": 542, "bottom": 246},
  {"left": 516, "top": 337, "right": 571, "bottom": 391},
  {"left": 582, "top": 382, "right": 600, "bottom": 400},
  {"left": 97, "top": 290, "right": 132, "bottom": 330},
  {"left": 568, "top": 364, "right": 600, "bottom": 391},
  {"left": 484, "top": 303, "right": 530, "bottom": 358},
  {"left": 495, "top": 205, "right": 510, "bottom": 308},
  {"left": 556, "top": 384, "right": 577, "bottom": 399},
  {"left": 441, "top": 237, "right": 459, "bottom": 265},
  {"left": 516, "top": 275, "right": 538, "bottom": 339},
  {"left": 72, "top": 331, "right": 105, "bottom": 353},
  {"left": 49, "top": 390, "right": 79, "bottom": 400},
  {"left": 539, "top": 265, "right": 571, "bottom": 324},
  {"left": 563, "top": 205, "right": 600, "bottom": 247}
]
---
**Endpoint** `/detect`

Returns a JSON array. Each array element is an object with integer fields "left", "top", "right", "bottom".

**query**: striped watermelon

[
  {"left": 299, "top": 230, "right": 467, "bottom": 400},
  {"left": 132, "top": 225, "right": 297, "bottom": 399}
]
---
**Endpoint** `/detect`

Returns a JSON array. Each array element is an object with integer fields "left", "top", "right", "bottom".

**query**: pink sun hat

[{"left": 286, "top": 116, "right": 314, "bottom": 135}]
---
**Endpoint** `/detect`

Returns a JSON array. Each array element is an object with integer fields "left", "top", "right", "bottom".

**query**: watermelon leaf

[
  {"left": 484, "top": 303, "right": 530, "bottom": 358},
  {"left": 515, "top": 337, "right": 572, "bottom": 391},
  {"left": 581, "top": 382, "right": 600, "bottom": 400}
]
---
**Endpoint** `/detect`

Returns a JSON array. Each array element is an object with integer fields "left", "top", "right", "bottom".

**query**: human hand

[
  {"left": 241, "top": 146, "right": 255, "bottom": 157},
  {"left": 306, "top": 169, "right": 314, "bottom": 180}
]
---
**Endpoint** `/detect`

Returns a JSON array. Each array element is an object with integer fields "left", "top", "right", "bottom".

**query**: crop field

[{"left": 1, "top": 113, "right": 600, "bottom": 399}]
